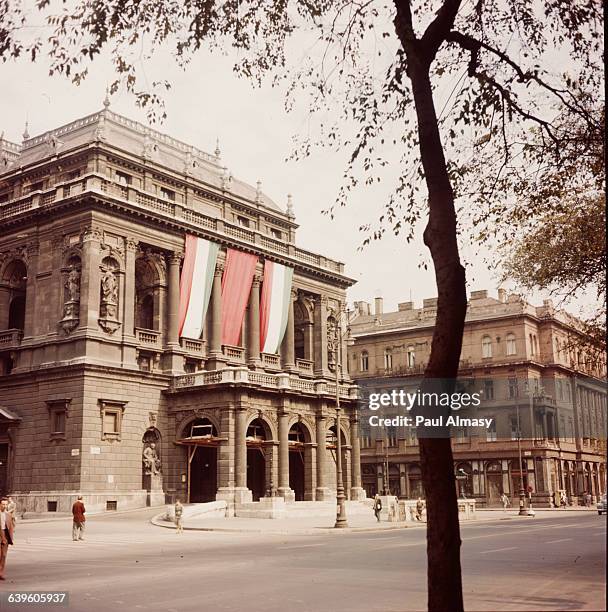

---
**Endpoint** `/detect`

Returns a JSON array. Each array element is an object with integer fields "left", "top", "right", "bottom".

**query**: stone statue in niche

[
  {"left": 59, "top": 265, "right": 81, "bottom": 334},
  {"left": 99, "top": 264, "right": 121, "bottom": 333},
  {"left": 142, "top": 442, "right": 161, "bottom": 475}
]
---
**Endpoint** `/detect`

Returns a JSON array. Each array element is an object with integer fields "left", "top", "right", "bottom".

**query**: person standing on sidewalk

[
  {"left": 72, "top": 496, "right": 86, "bottom": 541},
  {"left": 500, "top": 493, "right": 510, "bottom": 511},
  {"left": 415, "top": 497, "right": 424, "bottom": 521},
  {"left": 0, "top": 498, "right": 15, "bottom": 581},
  {"left": 174, "top": 500, "right": 184, "bottom": 534},
  {"left": 373, "top": 494, "right": 382, "bottom": 522}
]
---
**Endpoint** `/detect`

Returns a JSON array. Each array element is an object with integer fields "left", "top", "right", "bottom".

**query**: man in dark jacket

[{"left": 72, "top": 496, "right": 86, "bottom": 541}]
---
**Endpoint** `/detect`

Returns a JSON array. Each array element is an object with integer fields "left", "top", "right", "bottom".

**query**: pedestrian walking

[
  {"left": 415, "top": 497, "right": 424, "bottom": 521},
  {"left": 174, "top": 500, "right": 184, "bottom": 534},
  {"left": 0, "top": 498, "right": 15, "bottom": 581},
  {"left": 72, "top": 495, "right": 86, "bottom": 541},
  {"left": 560, "top": 491, "right": 568, "bottom": 509},
  {"left": 373, "top": 494, "right": 382, "bottom": 522},
  {"left": 500, "top": 493, "right": 510, "bottom": 511}
]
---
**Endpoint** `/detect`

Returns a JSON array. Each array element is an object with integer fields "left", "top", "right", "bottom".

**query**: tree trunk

[{"left": 403, "top": 41, "right": 468, "bottom": 612}]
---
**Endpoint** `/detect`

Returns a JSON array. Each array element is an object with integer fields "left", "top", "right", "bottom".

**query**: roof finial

[
  {"left": 103, "top": 87, "right": 111, "bottom": 110},
  {"left": 255, "top": 180, "right": 262, "bottom": 203},
  {"left": 287, "top": 193, "right": 295, "bottom": 218},
  {"left": 214, "top": 137, "right": 221, "bottom": 159},
  {"left": 22, "top": 118, "right": 30, "bottom": 141}
]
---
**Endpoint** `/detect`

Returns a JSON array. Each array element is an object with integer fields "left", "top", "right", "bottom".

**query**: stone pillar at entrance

[
  {"left": 277, "top": 411, "right": 295, "bottom": 502},
  {"left": 121, "top": 238, "right": 138, "bottom": 367},
  {"left": 234, "top": 406, "right": 252, "bottom": 505},
  {"left": 315, "top": 414, "right": 332, "bottom": 500},
  {"left": 350, "top": 414, "right": 366, "bottom": 500}
]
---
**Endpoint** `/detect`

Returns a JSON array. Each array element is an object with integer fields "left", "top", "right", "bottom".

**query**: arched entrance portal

[
  {"left": 180, "top": 418, "right": 219, "bottom": 503},
  {"left": 288, "top": 423, "right": 307, "bottom": 501},
  {"left": 246, "top": 419, "right": 268, "bottom": 501}
]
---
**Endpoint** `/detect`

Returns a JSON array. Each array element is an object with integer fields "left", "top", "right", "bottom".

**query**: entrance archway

[
  {"left": 288, "top": 422, "right": 308, "bottom": 501},
  {"left": 179, "top": 417, "right": 220, "bottom": 503},
  {"left": 246, "top": 418, "right": 268, "bottom": 501}
]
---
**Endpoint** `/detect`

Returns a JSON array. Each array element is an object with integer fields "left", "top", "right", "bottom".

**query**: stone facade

[
  {"left": 0, "top": 108, "right": 365, "bottom": 514},
  {"left": 349, "top": 292, "right": 607, "bottom": 507}
]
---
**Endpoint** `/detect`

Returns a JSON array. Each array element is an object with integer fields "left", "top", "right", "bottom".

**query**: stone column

[
  {"left": 207, "top": 262, "right": 225, "bottom": 369},
  {"left": 162, "top": 251, "right": 184, "bottom": 374},
  {"left": 79, "top": 226, "right": 102, "bottom": 331},
  {"left": 350, "top": 413, "right": 366, "bottom": 500},
  {"left": 315, "top": 414, "right": 331, "bottom": 501},
  {"left": 313, "top": 296, "right": 329, "bottom": 376},
  {"left": 280, "top": 289, "right": 296, "bottom": 370},
  {"left": 166, "top": 252, "right": 181, "bottom": 347},
  {"left": 120, "top": 238, "right": 138, "bottom": 367},
  {"left": 277, "top": 410, "right": 294, "bottom": 501},
  {"left": 234, "top": 405, "right": 252, "bottom": 504},
  {"left": 22, "top": 243, "right": 39, "bottom": 340},
  {"left": 247, "top": 275, "right": 261, "bottom": 367}
]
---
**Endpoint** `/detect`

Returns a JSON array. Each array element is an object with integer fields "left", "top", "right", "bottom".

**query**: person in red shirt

[{"left": 72, "top": 496, "right": 86, "bottom": 541}]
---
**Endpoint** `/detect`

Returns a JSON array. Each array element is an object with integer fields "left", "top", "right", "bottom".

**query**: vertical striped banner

[
  {"left": 221, "top": 249, "right": 259, "bottom": 346},
  {"left": 178, "top": 235, "right": 219, "bottom": 339},
  {"left": 260, "top": 260, "right": 294, "bottom": 354}
]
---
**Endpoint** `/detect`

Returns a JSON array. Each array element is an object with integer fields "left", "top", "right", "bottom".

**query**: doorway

[
  {"left": 247, "top": 448, "right": 266, "bottom": 501},
  {"left": 289, "top": 450, "right": 305, "bottom": 501},
  {"left": 189, "top": 446, "right": 217, "bottom": 503}
]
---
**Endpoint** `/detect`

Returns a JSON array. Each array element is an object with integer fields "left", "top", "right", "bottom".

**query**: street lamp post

[
  {"left": 333, "top": 309, "right": 348, "bottom": 528},
  {"left": 516, "top": 400, "right": 527, "bottom": 516}
]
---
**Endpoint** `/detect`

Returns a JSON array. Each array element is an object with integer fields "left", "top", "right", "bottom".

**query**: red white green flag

[
  {"left": 178, "top": 235, "right": 219, "bottom": 339},
  {"left": 260, "top": 261, "right": 294, "bottom": 354}
]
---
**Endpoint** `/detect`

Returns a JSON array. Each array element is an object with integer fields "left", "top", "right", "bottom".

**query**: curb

[{"left": 18, "top": 505, "right": 166, "bottom": 524}]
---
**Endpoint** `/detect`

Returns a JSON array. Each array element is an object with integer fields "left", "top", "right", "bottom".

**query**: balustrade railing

[
  {"left": 0, "top": 329, "right": 23, "bottom": 347},
  {"left": 0, "top": 172, "right": 345, "bottom": 274},
  {"left": 135, "top": 328, "right": 161, "bottom": 347}
]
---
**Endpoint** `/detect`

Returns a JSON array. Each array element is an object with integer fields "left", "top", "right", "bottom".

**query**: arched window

[
  {"left": 506, "top": 333, "right": 516, "bottom": 356},
  {"left": 384, "top": 348, "right": 393, "bottom": 371},
  {"left": 482, "top": 335, "right": 492, "bottom": 359},
  {"left": 407, "top": 345, "right": 416, "bottom": 368},
  {"left": 360, "top": 351, "right": 369, "bottom": 372},
  {"left": 135, "top": 257, "right": 160, "bottom": 332},
  {"left": 2, "top": 259, "right": 27, "bottom": 332}
]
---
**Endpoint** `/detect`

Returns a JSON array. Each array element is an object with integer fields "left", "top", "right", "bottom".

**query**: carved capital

[
  {"left": 126, "top": 237, "right": 138, "bottom": 253},
  {"left": 81, "top": 225, "right": 102, "bottom": 243}
]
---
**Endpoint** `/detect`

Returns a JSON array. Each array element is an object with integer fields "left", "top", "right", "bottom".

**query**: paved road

[{"left": 0, "top": 511, "right": 604, "bottom": 612}]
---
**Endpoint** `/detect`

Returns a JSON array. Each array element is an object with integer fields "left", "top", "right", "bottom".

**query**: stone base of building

[
  {"left": 315, "top": 487, "right": 334, "bottom": 501},
  {"left": 277, "top": 487, "right": 296, "bottom": 503},
  {"left": 350, "top": 487, "right": 367, "bottom": 501},
  {"left": 236, "top": 496, "right": 287, "bottom": 519},
  {"left": 12, "top": 490, "right": 153, "bottom": 517}
]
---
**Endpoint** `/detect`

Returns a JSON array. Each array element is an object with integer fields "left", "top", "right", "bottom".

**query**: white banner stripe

[
  {"left": 182, "top": 239, "right": 212, "bottom": 339},
  {"left": 262, "top": 264, "right": 286, "bottom": 353}
]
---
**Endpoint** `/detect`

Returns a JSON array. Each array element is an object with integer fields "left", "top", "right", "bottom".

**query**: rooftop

[{"left": 0, "top": 107, "right": 284, "bottom": 214}]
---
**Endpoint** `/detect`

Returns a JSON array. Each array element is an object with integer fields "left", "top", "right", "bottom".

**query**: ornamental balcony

[
  {"left": 171, "top": 367, "right": 357, "bottom": 399},
  {"left": 0, "top": 329, "right": 23, "bottom": 350}
]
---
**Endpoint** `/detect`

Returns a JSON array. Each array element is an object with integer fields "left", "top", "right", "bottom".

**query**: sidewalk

[{"left": 152, "top": 507, "right": 597, "bottom": 535}]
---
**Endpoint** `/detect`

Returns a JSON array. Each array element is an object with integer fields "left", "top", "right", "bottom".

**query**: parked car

[{"left": 598, "top": 494, "right": 607, "bottom": 515}]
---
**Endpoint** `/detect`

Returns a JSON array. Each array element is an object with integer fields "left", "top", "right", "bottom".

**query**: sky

[{"left": 0, "top": 29, "right": 586, "bottom": 316}]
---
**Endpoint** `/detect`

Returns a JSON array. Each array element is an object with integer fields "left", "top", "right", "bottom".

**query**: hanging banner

[
  {"left": 221, "top": 248, "right": 258, "bottom": 346},
  {"left": 260, "top": 260, "right": 294, "bottom": 354},
  {"left": 178, "top": 235, "right": 219, "bottom": 339}
]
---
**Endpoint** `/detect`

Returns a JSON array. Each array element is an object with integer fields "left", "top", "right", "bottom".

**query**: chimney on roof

[
  {"left": 497, "top": 288, "right": 507, "bottom": 303},
  {"left": 470, "top": 290, "right": 488, "bottom": 300},
  {"left": 398, "top": 302, "right": 413, "bottom": 311},
  {"left": 354, "top": 301, "right": 370, "bottom": 316},
  {"left": 374, "top": 297, "right": 383, "bottom": 316}
]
